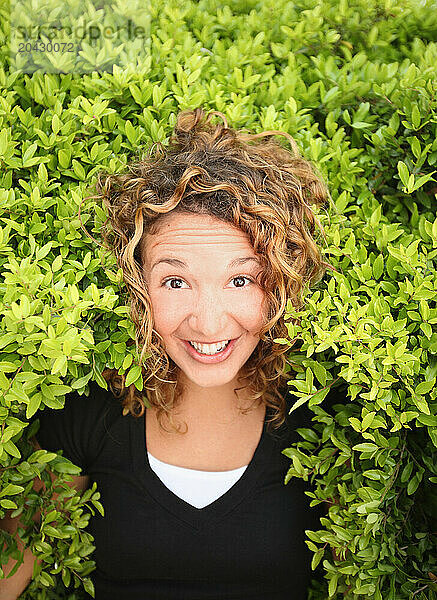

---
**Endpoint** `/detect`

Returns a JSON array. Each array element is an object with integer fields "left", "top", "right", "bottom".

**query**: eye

[
  {"left": 162, "top": 277, "right": 189, "bottom": 289},
  {"left": 230, "top": 276, "right": 254, "bottom": 288}
]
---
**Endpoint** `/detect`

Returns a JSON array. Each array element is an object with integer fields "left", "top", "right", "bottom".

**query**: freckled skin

[{"left": 141, "top": 212, "right": 267, "bottom": 417}]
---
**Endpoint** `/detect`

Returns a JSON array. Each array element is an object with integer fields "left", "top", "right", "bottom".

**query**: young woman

[{"left": 1, "top": 107, "right": 333, "bottom": 599}]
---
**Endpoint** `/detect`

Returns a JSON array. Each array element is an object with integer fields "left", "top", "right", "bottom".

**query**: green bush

[{"left": 0, "top": 0, "right": 436, "bottom": 598}]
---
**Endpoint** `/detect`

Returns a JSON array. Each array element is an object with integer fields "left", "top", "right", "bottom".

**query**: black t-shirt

[{"left": 31, "top": 381, "right": 324, "bottom": 600}]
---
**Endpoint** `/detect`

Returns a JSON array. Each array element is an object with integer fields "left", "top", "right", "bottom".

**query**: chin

[{"left": 178, "top": 365, "right": 241, "bottom": 389}]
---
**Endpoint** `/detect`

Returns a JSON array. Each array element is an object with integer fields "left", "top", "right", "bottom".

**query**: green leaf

[
  {"left": 125, "top": 365, "right": 142, "bottom": 387},
  {"left": 52, "top": 114, "right": 62, "bottom": 134},
  {"left": 42, "top": 524, "right": 67, "bottom": 538},
  {"left": 362, "top": 412, "right": 376, "bottom": 430},
  {"left": 406, "top": 173, "right": 415, "bottom": 193},
  {"left": 53, "top": 461, "right": 82, "bottom": 474},
  {"left": 70, "top": 373, "right": 93, "bottom": 389},
  {"left": 288, "top": 395, "right": 310, "bottom": 413},
  {"left": 401, "top": 461, "right": 413, "bottom": 483},
  {"left": 351, "top": 121, "right": 372, "bottom": 129},
  {"left": 366, "top": 512, "right": 379, "bottom": 524},
  {"left": 51, "top": 355, "right": 68, "bottom": 376},
  {"left": 363, "top": 469, "right": 382, "bottom": 480},
  {"left": 397, "top": 161, "right": 409, "bottom": 186},
  {"left": 0, "top": 484, "right": 25, "bottom": 497},
  {"left": 411, "top": 171, "right": 436, "bottom": 191},
  {"left": 26, "top": 393, "right": 42, "bottom": 418},
  {"left": 22, "top": 142, "right": 37, "bottom": 164},
  {"left": 72, "top": 159, "right": 85, "bottom": 180},
  {"left": 125, "top": 120, "right": 137, "bottom": 145},
  {"left": 328, "top": 573, "right": 338, "bottom": 596},
  {"left": 0, "top": 129, "right": 8, "bottom": 155},
  {"left": 297, "top": 427, "right": 320, "bottom": 443},
  {"left": 417, "top": 414, "right": 437, "bottom": 426},
  {"left": 92, "top": 499, "right": 105, "bottom": 517},
  {"left": 352, "top": 443, "right": 378, "bottom": 453},
  {"left": 311, "top": 548, "right": 324, "bottom": 570},
  {"left": 83, "top": 577, "right": 95, "bottom": 598},
  {"left": 411, "top": 105, "right": 421, "bottom": 129},
  {"left": 39, "top": 572, "right": 54, "bottom": 587},
  {"left": 58, "top": 149, "right": 70, "bottom": 168},
  {"left": 3, "top": 440, "right": 21, "bottom": 458},
  {"left": 28, "top": 450, "right": 58, "bottom": 464},
  {"left": 415, "top": 378, "right": 435, "bottom": 395},
  {"left": 372, "top": 254, "right": 384, "bottom": 279},
  {"left": 311, "top": 361, "right": 327, "bottom": 386},
  {"left": 412, "top": 396, "right": 431, "bottom": 415},
  {"left": 62, "top": 568, "right": 71, "bottom": 587},
  {"left": 36, "top": 241, "right": 54, "bottom": 261},
  {"left": 122, "top": 354, "right": 134, "bottom": 370},
  {"left": 407, "top": 473, "right": 421, "bottom": 495},
  {"left": 0, "top": 499, "right": 18, "bottom": 509}
]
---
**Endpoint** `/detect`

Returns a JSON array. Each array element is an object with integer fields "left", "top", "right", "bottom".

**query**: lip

[
  {"left": 181, "top": 337, "right": 239, "bottom": 364},
  {"left": 187, "top": 339, "right": 230, "bottom": 345}
]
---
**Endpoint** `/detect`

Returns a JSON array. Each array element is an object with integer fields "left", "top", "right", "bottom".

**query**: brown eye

[
  {"left": 162, "top": 278, "right": 188, "bottom": 289},
  {"left": 231, "top": 276, "right": 252, "bottom": 288}
]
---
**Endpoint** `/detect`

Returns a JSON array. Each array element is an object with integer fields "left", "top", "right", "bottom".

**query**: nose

[{"left": 188, "top": 288, "right": 229, "bottom": 340}]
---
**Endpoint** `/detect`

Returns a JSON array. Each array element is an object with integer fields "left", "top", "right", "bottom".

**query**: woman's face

[{"left": 142, "top": 212, "right": 267, "bottom": 390}]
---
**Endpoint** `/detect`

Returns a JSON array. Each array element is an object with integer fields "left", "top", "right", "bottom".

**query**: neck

[{"left": 173, "top": 373, "right": 261, "bottom": 427}]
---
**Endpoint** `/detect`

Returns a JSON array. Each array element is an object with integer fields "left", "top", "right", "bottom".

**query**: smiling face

[{"left": 142, "top": 211, "right": 267, "bottom": 391}]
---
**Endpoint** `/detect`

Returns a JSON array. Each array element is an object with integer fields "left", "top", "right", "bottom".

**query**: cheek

[
  {"left": 237, "top": 289, "right": 266, "bottom": 331},
  {"left": 149, "top": 290, "right": 185, "bottom": 336}
]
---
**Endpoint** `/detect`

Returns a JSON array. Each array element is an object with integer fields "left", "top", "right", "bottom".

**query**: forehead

[{"left": 142, "top": 212, "right": 256, "bottom": 260}]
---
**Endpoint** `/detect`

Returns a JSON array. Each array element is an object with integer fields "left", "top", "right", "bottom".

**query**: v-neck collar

[{"left": 130, "top": 407, "right": 276, "bottom": 532}]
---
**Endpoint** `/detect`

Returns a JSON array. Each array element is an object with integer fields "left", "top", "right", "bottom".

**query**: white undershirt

[{"left": 148, "top": 452, "right": 249, "bottom": 509}]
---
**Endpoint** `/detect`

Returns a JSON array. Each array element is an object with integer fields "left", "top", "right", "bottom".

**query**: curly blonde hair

[{"left": 93, "top": 107, "right": 334, "bottom": 435}]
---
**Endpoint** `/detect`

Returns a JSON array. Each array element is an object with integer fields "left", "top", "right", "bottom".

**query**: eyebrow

[{"left": 151, "top": 256, "right": 261, "bottom": 272}]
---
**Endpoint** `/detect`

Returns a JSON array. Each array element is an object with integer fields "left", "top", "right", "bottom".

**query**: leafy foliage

[{"left": 0, "top": 0, "right": 435, "bottom": 598}]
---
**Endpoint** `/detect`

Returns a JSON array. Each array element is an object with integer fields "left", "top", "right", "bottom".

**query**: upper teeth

[{"left": 190, "top": 340, "right": 229, "bottom": 354}]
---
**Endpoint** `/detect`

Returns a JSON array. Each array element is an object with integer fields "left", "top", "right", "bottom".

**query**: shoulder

[
  {"left": 67, "top": 379, "right": 122, "bottom": 416},
  {"left": 30, "top": 380, "right": 124, "bottom": 472},
  {"left": 36, "top": 380, "right": 122, "bottom": 426}
]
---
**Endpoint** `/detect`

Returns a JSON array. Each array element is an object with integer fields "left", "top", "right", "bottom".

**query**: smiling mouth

[{"left": 185, "top": 338, "right": 230, "bottom": 353}]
